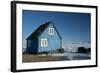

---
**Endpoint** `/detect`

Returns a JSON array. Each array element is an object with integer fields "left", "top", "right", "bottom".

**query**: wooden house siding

[
  {"left": 27, "top": 38, "right": 38, "bottom": 54},
  {"left": 38, "top": 24, "right": 61, "bottom": 52},
  {"left": 26, "top": 22, "right": 62, "bottom": 54}
]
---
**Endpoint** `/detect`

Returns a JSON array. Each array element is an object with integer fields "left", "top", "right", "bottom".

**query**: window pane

[
  {"left": 28, "top": 40, "right": 31, "bottom": 47},
  {"left": 51, "top": 29, "right": 53, "bottom": 33},
  {"left": 50, "top": 29, "right": 52, "bottom": 33},
  {"left": 49, "top": 28, "right": 54, "bottom": 35},
  {"left": 41, "top": 39, "right": 48, "bottom": 47},
  {"left": 45, "top": 40, "right": 46, "bottom": 46}
]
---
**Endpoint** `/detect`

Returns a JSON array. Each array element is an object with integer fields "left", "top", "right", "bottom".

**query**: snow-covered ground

[
  {"left": 64, "top": 52, "right": 90, "bottom": 60},
  {"left": 42, "top": 52, "right": 91, "bottom": 60},
  {"left": 63, "top": 42, "right": 91, "bottom": 52}
]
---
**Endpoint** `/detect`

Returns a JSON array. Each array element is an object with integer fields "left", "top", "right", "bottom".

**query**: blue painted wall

[
  {"left": 27, "top": 23, "right": 61, "bottom": 54},
  {"left": 27, "top": 38, "right": 38, "bottom": 54},
  {"left": 38, "top": 23, "right": 61, "bottom": 52}
]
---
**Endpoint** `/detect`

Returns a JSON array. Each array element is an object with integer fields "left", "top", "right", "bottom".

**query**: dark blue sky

[{"left": 22, "top": 10, "right": 91, "bottom": 48}]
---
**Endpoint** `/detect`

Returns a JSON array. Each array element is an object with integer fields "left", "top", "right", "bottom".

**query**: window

[
  {"left": 41, "top": 39, "right": 48, "bottom": 47},
  {"left": 49, "top": 27, "right": 54, "bottom": 35},
  {"left": 28, "top": 40, "right": 31, "bottom": 47}
]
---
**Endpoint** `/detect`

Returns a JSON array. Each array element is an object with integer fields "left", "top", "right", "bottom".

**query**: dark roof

[{"left": 26, "top": 21, "right": 62, "bottom": 40}]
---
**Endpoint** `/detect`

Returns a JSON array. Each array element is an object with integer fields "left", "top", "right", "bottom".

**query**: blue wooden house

[{"left": 26, "top": 21, "right": 62, "bottom": 54}]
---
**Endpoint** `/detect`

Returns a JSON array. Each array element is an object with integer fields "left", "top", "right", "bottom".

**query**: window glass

[
  {"left": 41, "top": 39, "right": 48, "bottom": 47},
  {"left": 28, "top": 40, "right": 31, "bottom": 47},
  {"left": 49, "top": 27, "right": 54, "bottom": 35}
]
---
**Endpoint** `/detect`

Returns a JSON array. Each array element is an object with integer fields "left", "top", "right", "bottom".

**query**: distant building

[{"left": 26, "top": 21, "right": 62, "bottom": 54}]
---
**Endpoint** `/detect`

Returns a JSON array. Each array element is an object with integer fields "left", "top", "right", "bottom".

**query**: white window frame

[
  {"left": 49, "top": 27, "right": 54, "bottom": 35},
  {"left": 41, "top": 38, "right": 48, "bottom": 47}
]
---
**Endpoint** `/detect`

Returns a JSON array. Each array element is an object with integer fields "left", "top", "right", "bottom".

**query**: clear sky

[{"left": 22, "top": 10, "right": 91, "bottom": 48}]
